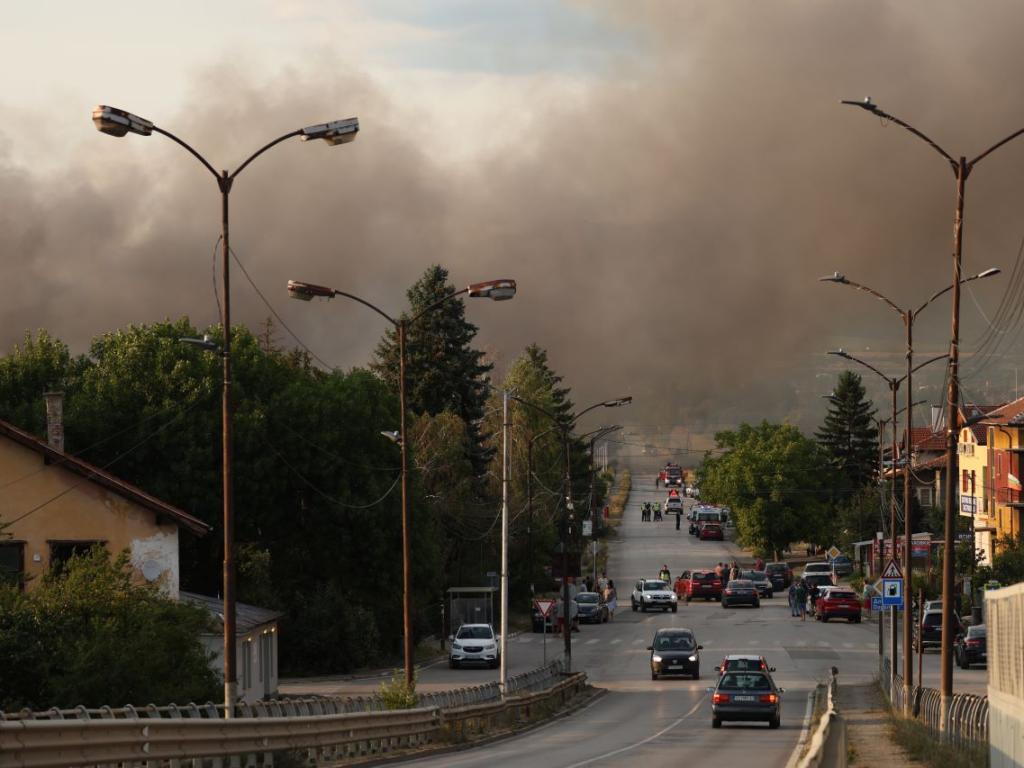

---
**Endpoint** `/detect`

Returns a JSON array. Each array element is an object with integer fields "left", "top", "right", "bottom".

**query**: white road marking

[
  {"left": 842, "top": 643, "right": 854, "bottom": 648},
  {"left": 518, "top": 637, "right": 533, "bottom": 643},
  {"left": 796, "top": 640, "right": 808, "bottom": 647},
  {"left": 586, "top": 639, "right": 600, "bottom": 645},
  {"left": 563, "top": 696, "right": 706, "bottom": 768},
  {"left": 610, "top": 639, "right": 622, "bottom": 645},
  {"left": 632, "top": 638, "right": 645, "bottom": 645}
]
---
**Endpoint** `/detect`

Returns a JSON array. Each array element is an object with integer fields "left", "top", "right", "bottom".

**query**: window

[
  {"left": 918, "top": 487, "right": 934, "bottom": 508},
  {"left": 48, "top": 540, "right": 105, "bottom": 576},
  {"left": 242, "top": 639, "right": 253, "bottom": 690},
  {"left": 963, "top": 470, "right": 969, "bottom": 493},
  {"left": 970, "top": 470, "right": 976, "bottom": 495},
  {"left": 0, "top": 543, "right": 24, "bottom": 589}
]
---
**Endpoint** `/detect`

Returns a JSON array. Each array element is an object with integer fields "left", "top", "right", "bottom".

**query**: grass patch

[
  {"left": 885, "top": 702, "right": 987, "bottom": 768},
  {"left": 604, "top": 469, "right": 631, "bottom": 529}
]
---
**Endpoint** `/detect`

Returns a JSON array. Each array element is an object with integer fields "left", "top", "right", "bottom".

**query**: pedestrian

[
  {"left": 605, "top": 580, "right": 617, "bottom": 620},
  {"left": 585, "top": 575, "right": 594, "bottom": 593},
  {"left": 597, "top": 570, "right": 609, "bottom": 594},
  {"left": 659, "top": 564, "right": 671, "bottom": 583},
  {"left": 715, "top": 562, "right": 724, "bottom": 580},
  {"left": 675, "top": 505, "right": 681, "bottom": 530},
  {"left": 755, "top": 557, "right": 765, "bottom": 572},
  {"left": 788, "top": 581, "right": 799, "bottom": 617},
  {"left": 795, "top": 580, "right": 808, "bottom": 621}
]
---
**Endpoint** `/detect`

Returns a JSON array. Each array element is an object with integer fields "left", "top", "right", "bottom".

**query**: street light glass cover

[
  {"left": 92, "top": 105, "right": 154, "bottom": 137},
  {"left": 300, "top": 117, "right": 359, "bottom": 145},
  {"left": 468, "top": 279, "right": 517, "bottom": 301},
  {"left": 287, "top": 280, "right": 335, "bottom": 301},
  {"left": 603, "top": 396, "right": 633, "bottom": 408},
  {"left": 977, "top": 268, "right": 1001, "bottom": 278}
]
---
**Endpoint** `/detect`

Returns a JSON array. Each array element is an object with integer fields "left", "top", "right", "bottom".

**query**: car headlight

[
  {"left": 484, "top": 643, "right": 496, "bottom": 650},
  {"left": 670, "top": 594, "right": 678, "bottom": 601},
  {"left": 651, "top": 655, "right": 662, "bottom": 663},
  {"left": 688, "top": 655, "right": 697, "bottom": 662},
  {"left": 452, "top": 643, "right": 462, "bottom": 650}
]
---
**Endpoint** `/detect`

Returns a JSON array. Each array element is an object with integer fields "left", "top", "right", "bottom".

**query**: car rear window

[
  {"left": 923, "top": 613, "right": 942, "bottom": 627},
  {"left": 720, "top": 673, "right": 771, "bottom": 691},
  {"left": 695, "top": 572, "right": 718, "bottom": 582},
  {"left": 725, "top": 659, "right": 763, "bottom": 671},
  {"left": 966, "top": 625, "right": 986, "bottom": 638},
  {"left": 828, "top": 591, "right": 856, "bottom": 599}
]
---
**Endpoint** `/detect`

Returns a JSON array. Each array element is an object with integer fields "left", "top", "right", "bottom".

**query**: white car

[
  {"left": 449, "top": 624, "right": 500, "bottom": 669},
  {"left": 632, "top": 579, "right": 678, "bottom": 613},
  {"left": 802, "top": 562, "right": 833, "bottom": 578}
]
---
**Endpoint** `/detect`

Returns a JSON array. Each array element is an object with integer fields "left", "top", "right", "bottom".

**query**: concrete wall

[
  {"left": 987, "top": 582, "right": 1024, "bottom": 767},
  {"left": 0, "top": 438, "right": 181, "bottom": 597},
  {"left": 201, "top": 624, "right": 279, "bottom": 703}
]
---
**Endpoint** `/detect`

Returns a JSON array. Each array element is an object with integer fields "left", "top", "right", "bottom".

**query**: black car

[
  {"left": 722, "top": 579, "right": 760, "bottom": 609},
  {"left": 740, "top": 570, "right": 773, "bottom": 598},
  {"left": 575, "top": 592, "right": 609, "bottom": 624},
  {"left": 954, "top": 624, "right": 987, "bottom": 668},
  {"left": 648, "top": 628, "right": 703, "bottom": 680},
  {"left": 918, "top": 609, "right": 964, "bottom": 651},
  {"left": 708, "top": 670, "right": 783, "bottom": 728},
  {"left": 764, "top": 562, "right": 792, "bottom": 590}
]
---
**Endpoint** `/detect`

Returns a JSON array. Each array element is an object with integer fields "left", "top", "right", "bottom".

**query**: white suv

[
  {"left": 802, "top": 562, "right": 834, "bottom": 578},
  {"left": 449, "top": 624, "right": 500, "bottom": 669},
  {"left": 632, "top": 579, "right": 678, "bottom": 613}
]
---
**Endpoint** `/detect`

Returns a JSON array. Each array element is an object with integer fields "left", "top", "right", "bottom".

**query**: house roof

[
  {"left": 981, "top": 395, "right": 1024, "bottom": 426},
  {"left": 181, "top": 591, "right": 284, "bottom": 633},
  {"left": 960, "top": 403, "right": 1004, "bottom": 444},
  {"left": 915, "top": 453, "right": 949, "bottom": 472},
  {"left": 907, "top": 426, "right": 946, "bottom": 452},
  {"left": 0, "top": 418, "right": 211, "bottom": 536}
]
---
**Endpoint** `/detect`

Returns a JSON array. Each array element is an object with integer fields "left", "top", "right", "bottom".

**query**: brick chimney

[{"left": 44, "top": 391, "right": 64, "bottom": 453}]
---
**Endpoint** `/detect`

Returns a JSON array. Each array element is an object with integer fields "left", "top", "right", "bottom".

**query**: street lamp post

[
  {"left": 510, "top": 396, "right": 632, "bottom": 674},
  {"left": 94, "top": 105, "right": 359, "bottom": 717},
  {"left": 287, "top": 277, "right": 516, "bottom": 688},
  {"left": 821, "top": 268, "right": 999, "bottom": 703},
  {"left": 586, "top": 426, "right": 622, "bottom": 538},
  {"left": 828, "top": 348, "right": 947, "bottom": 698},
  {"left": 843, "top": 97, "right": 1024, "bottom": 722}
]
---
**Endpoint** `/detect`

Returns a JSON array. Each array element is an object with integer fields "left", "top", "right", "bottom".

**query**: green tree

[
  {"left": 0, "top": 330, "right": 75, "bottom": 435},
  {"left": 815, "top": 371, "right": 878, "bottom": 492},
  {"left": 699, "top": 422, "right": 830, "bottom": 558}
]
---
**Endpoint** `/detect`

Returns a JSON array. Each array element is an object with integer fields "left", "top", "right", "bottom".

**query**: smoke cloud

[{"left": 2, "top": 1, "right": 1024, "bottom": 446}]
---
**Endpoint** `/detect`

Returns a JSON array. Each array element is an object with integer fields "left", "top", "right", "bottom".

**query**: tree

[
  {"left": 0, "top": 330, "right": 75, "bottom": 436},
  {"left": 815, "top": 370, "right": 878, "bottom": 492},
  {"left": 698, "top": 422, "right": 830, "bottom": 557}
]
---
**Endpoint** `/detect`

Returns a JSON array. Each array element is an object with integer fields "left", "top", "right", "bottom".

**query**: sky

[{"left": 3, "top": 1, "right": 1024, "bottom": 448}]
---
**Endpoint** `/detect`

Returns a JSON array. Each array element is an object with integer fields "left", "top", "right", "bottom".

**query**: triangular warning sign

[{"left": 881, "top": 558, "right": 903, "bottom": 580}]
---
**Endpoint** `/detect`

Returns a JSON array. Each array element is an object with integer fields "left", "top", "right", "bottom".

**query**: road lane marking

[
  {"left": 563, "top": 696, "right": 706, "bottom": 768},
  {"left": 632, "top": 639, "right": 644, "bottom": 645},
  {"left": 586, "top": 639, "right": 600, "bottom": 645},
  {"left": 610, "top": 639, "right": 622, "bottom": 645},
  {"left": 519, "top": 637, "right": 533, "bottom": 643}
]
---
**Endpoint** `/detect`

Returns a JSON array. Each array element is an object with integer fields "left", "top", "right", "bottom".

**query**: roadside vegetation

[{"left": 885, "top": 704, "right": 987, "bottom": 768}]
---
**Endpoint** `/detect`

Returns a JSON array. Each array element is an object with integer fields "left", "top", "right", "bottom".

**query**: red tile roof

[
  {"left": 0, "top": 419, "right": 211, "bottom": 536},
  {"left": 981, "top": 396, "right": 1024, "bottom": 426},
  {"left": 907, "top": 426, "right": 946, "bottom": 452}
]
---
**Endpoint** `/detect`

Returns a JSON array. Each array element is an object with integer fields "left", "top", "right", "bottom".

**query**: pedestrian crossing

[{"left": 511, "top": 634, "right": 878, "bottom": 651}]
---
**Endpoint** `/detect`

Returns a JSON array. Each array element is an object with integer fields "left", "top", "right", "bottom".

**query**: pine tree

[{"left": 815, "top": 370, "right": 879, "bottom": 492}]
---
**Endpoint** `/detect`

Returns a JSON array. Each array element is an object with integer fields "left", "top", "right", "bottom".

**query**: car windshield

[
  {"left": 833, "top": 556, "right": 850, "bottom": 563},
  {"left": 654, "top": 634, "right": 695, "bottom": 651},
  {"left": 742, "top": 571, "right": 767, "bottom": 581},
  {"left": 728, "top": 580, "right": 753, "bottom": 588},
  {"left": 804, "top": 563, "right": 831, "bottom": 572},
  {"left": 456, "top": 626, "right": 493, "bottom": 640},
  {"left": 719, "top": 673, "right": 771, "bottom": 691},
  {"left": 576, "top": 594, "right": 599, "bottom": 604},
  {"left": 645, "top": 581, "right": 668, "bottom": 591},
  {"left": 922, "top": 613, "right": 942, "bottom": 627},
  {"left": 766, "top": 564, "right": 787, "bottom": 573}
]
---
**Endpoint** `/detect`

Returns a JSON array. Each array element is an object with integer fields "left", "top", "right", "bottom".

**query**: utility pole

[{"left": 499, "top": 389, "right": 510, "bottom": 695}]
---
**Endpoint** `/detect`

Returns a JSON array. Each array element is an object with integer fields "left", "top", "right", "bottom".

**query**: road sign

[
  {"left": 882, "top": 578, "right": 904, "bottom": 608},
  {"left": 827, "top": 545, "right": 841, "bottom": 560},
  {"left": 871, "top": 596, "right": 882, "bottom": 612},
  {"left": 534, "top": 599, "right": 555, "bottom": 618},
  {"left": 582, "top": 519, "right": 593, "bottom": 537},
  {"left": 881, "top": 558, "right": 903, "bottom": 580}
]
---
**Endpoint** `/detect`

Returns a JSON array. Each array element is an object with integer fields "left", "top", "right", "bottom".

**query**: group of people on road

[
  {"left": 787, "top": 578, "right": 823, "bottom": 621},
  {"left": 715, "top": 561, "right": 741, "bottom": 582},
  {"left": 596, "top": 571, "right": 618, "bottom": 620},
  {"left": 640, "top": 502, "right": 663, "bottom": 522}
]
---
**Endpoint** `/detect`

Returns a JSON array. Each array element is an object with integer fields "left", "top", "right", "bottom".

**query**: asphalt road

[{"left": 280, "top": 475, "right": 987, "bottom": 764}]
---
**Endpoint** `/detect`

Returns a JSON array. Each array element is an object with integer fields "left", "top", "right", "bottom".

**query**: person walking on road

[
  {"left": 605, "top": 580, "right": 617, "bottom": 620},
  {"left": 788, "top": 581, "right": 799, "bottom": 617},
  {"left": 795, "top": 580, "right": 808, "bottom": 621},
  {"left": 597, "top": 571, "right": 609, "bottom": 594},
  {"left": 659, "top": 564, "right": 671, "bottom": 583}
]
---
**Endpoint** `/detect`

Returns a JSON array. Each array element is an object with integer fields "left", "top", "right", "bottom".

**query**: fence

[
  {"left": 0, "top": 663, "right": 584, "bottom": 768},
  {"left": 878, "top": 670, "right": 989, "bottom": 753},
  {"left": 986, "top": 581, "right": 1024, "bottom": 767}
]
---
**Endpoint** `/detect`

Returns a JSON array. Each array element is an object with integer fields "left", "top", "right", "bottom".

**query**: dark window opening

[
  {"left": 48, "top": 540, "right": 105, "bottom": 577},
  {"left": 0, "top": 543, "right": 25, "bottom": 590}
]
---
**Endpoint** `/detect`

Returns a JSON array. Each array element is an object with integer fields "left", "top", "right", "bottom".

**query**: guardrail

[
  {"left": 883, "top": 673, "right": 988, "bottom": 751},
  {"left": 0, "top": 666, "right": 586, "bottom": 768},
  {"left": 794, "top": 670, "right": 844, "bottom": 768}
]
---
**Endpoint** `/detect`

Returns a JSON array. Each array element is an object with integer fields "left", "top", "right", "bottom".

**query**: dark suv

[
  {"left": 954, "top": 624, "right": 987, "bottom": 668},
  {"left": 764, "top": 562, "right": 792, "bottom": 590},
  {"left": 918, "top": 610, "right": 963, "bottom": 651}
]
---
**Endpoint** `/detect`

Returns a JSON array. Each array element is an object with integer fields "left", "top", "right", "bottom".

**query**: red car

[
  {"left": 676, "top": 569, "right": 723, "bottom": 602},
  {"left": 814, "top": 587, "right": 862, "bottom": 623},
  {"left": 699, "top": 522, "right": 724, "bottom": 541}
]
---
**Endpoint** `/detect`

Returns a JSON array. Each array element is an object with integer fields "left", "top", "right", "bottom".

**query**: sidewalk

[{"left": 839, "top": 683, "right": 924, "bottom": 767}]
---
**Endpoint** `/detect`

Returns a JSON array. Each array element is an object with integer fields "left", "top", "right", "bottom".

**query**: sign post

[{"left": 534, "top": 599, "right": 555, "bottom": 664}]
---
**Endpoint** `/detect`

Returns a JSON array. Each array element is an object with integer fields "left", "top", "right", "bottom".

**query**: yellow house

[
  {"left": 981, "top": 397, "right": 1024, "bottom": 556},
  {"left": 0, "top": 399, "right": 210, "bottom": 596},
  {"left": 959, "top": 410, "right": 998, "bottom": 565}
]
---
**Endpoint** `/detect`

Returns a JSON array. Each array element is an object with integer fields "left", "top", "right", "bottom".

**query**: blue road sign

[
  {"left": 882, "top": 578, "right": 904, "bottom": 608},
  {"left": 871, "top": 596, "right": 882, "bottom": 612}
]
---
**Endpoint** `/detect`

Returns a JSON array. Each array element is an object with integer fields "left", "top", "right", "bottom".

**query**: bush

[
  {"left": 379, "top": 669, "right": 418, "bottom": 709},
  {"left": 0, "top": 547, "right": 218, "bottom": 710}
]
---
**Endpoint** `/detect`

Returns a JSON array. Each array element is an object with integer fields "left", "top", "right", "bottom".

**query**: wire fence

[{"left": 879, "top": 668, "right": 989, "bottom": 752}]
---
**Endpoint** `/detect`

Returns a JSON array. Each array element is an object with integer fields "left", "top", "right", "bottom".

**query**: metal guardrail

[
  {"left": 795, "top": 670, "right": 843, "bottom": 768},
  {"left": 0, "top": 665, "right": 585, "bottom": 768},
  {"left": 883, "top": 673, "right": 988, "bottom": 751}
]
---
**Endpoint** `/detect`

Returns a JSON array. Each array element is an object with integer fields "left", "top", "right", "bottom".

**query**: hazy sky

[{"left": 3, "top": 1, "right": 1024, "bottom": 440}]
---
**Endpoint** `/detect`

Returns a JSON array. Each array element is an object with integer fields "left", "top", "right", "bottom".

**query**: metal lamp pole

[
  {"left": 822, "top": 269, "right": 999, "bottom": 703},
  {"left": 287, "top": 278, "right": 517, "bottom": 688},
  {"left": 94, "top": 106, "right": 358, "bottom": 717},
  {"left": 843, "top": 97, "right": 1024, "bottom": 724}
]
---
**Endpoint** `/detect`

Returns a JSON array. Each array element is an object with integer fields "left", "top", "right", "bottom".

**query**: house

[
  {"left": 182, "top": 592, "right": 284, "bottom": 704},
  {"left": 0, "top": 393, "right": 210, "bottom": 595},
  {"left": 957, "top": 403, "right": 1005, "bottom": 565},
  {"left": 897, "top": 409, "right": 948, "bottom": 513},
  {"left": 980, "top": 396, "right": 1024, "bottom": 555}
]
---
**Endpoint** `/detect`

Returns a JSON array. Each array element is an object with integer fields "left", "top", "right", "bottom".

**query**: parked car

[
  {"left": 677, "top": 569, "right": 723, "bottom": 602},
  {"left": 740, "top": 570, "right": 773, "bottom": 598},
  {"left": 449, "top": 624, "right": 499, "bottom": 669},
  {"left": 918, "top": 609, "right": 963, "bottom": 651},
  {"left": 715, "top": 654, "right": 776, "bottom": 677},
  {"left": 575, "top": 591, "right": 609, "bottom": 624},
  {"left": 632, "top": 579, "right": 679, "bottom": 613},
  {"left": 708, "top": 670, "right": 783, "bottom": 728},
  {"left": 954, "top": 624, "right": 987, "bottom": 668},
  {"left": 802, "top": 562, "right": 833, "bottom": 578},
  {"left": 699, "top": 522, "right": 725, "bottom": 541},
  {"left": 829, "top": 555, "right": 854, "bottom": 577},
  {"left": 814, "top": 587, "right": 862, "bottom": 623},
  {"left": 721, "top": 579, "right": 760, "bottom": 609},
  {"left": 764, "top": 562, "right": 793, "bottom": 590},
  {"left": 648, "top": 627, "right": 703, "bottom": 680}
]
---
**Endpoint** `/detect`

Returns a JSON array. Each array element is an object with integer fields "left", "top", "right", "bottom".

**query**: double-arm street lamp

[
  {"left": 509, "top": 395, "right": 632, "bottom": 674},
  {"left": 94, "top": 105, "right": 359, "bottom": 717},
  {"left": 828, "top": 347, "right": 947, "bottom": 698},
  {"left": 821, "top": 268, "right": 1000, "bottom": 700},
  {"left": 842, "top": 97, "right": 1024, "bottom": 718},
  {"left": 287, "top": 277, "right": 516, "bottom": 688}
]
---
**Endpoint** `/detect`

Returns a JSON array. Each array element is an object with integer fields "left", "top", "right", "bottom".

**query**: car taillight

[
  {"left": 713, "top": 693, "right": 730, "bottom": 704},
  {"left": 724, "top": 589, "right": 733, "bottom": 595},
  {"left": 759, "top": 694, "right": 778, "bottom": 704},
  {"left": 966, "top": 639, "right": 982, "bottom": 647}
]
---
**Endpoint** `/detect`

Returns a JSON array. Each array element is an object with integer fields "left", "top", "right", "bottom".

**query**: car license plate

[
  {"left": 734, "top": 695, "right": 755, "bottom": 702},
  {"left": 670, "top": 663, "right": 681, "bottom": 668}
]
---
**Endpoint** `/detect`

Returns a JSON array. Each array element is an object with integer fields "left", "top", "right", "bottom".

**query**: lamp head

[
  {"left": 820, "top": 271, "right": 847, "bottom": 284},
  {"left": 976, "top": 267, "right": 1001, "bottom": 278},
  {"left": 840, "top": 97, "right": 878, "bottom": 112},
  {"left": 92, "top": 105, "right": 153, "bottom": 137},
  {"left": 468, "top": 278, "right": 517, "bottom": 301},
  {"left": 287, "top": 280, "right": 335, "bottom": 301},
  {"left": 380, "top": 430, "right": 402, "bottom": 446},
  {"left": 301, "top": 117, "right": 359, "bottom": 145},
  {"left": 828, "top": 349, "right": 851, "bottom": 360},
  {"left": 604, "top": 396, "right": 633, "bottom": 408},
  {"left": 180, "top": 334, "right": 220, "bottom": 353}
]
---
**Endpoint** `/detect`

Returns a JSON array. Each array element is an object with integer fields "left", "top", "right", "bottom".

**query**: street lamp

[
  {"left": 95, "top": 104, "right": 358, "bottom": 718},
  {"left": 509, "top": 395, "right": 632, "bottom": 676},
  {"left": 821, "top": 268, "right": 1000, "bottom": 700},
  {"left": 842, "top": 97, "right": 1024, "bottom": 720},
  {"left": 828, "top": 348, "right": 947, "bottom": 699},
  {"left": 287, "top": 276, "right": 516, "bottom": 688}
]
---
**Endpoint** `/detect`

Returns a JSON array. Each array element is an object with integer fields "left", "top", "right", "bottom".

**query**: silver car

[{"left": 449, "top": 624, "right": 500, "bottom": 669}]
